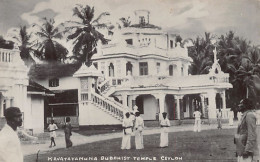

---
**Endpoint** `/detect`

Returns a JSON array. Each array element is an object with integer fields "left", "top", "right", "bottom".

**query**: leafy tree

[
  {"left": 188, "top": 32, "right": 215, "bottom": 75},
  {"left": 34, "top": 18, "right": 68, "bottom": 62},
  {"left": 11, "top": 26, "right": 35, "bottom": 66},
  {"left": 65, "top": 5, "right": 108, "bottom": 65},
  {"left": 243, "top": 46, "right": 260, "bottom": 76}
]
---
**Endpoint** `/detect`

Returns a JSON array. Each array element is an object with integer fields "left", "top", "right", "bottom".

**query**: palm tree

[
  {"left": 243, "top": 46, "right": 260, "bottom": 76},
  {"left": 65, "top": 5, "right": 108, "bottom": 65},
  {"left": 11, "top": 26, "right": 35, "bottom": 66},
  {"left": 188, "top": 32, "right": 214, "bottom": 75},
  {"left": 235, "top": 61, "right": 256, "bottom": 98},
  {"left": 34, "top": 18, "right": 68, "bottom": 62}
]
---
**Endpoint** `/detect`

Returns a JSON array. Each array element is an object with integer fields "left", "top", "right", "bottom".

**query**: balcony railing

[
  {"left": 98, "top": 74, "right": 230, "bottom": 90},
  {"left": 0, "top": 49, "right": 13, "bottom": 63}
]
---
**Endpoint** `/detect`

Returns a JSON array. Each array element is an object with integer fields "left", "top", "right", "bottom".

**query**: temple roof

[
  {"left": 29, "top": 63, "right": 82, "bottom": 80},
  {"left": 27, "top": 79, "right": 54, "bottom": 95},
  {"left": 129, "top": 23, "right": 161, "bottom": 29}
]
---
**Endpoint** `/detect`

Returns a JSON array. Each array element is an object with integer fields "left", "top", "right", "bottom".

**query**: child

[{"left": 47, "top": 119, "right": 58, "bottom": 148}]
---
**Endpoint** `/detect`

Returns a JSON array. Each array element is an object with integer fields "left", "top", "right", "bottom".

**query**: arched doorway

[{"left": 108, "top": 63, "right": 114, "bottom": 77}]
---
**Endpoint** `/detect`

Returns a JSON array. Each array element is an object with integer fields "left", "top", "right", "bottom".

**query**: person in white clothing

[
  {"left": 160, "top": 112, "right": 170, "bottom": 148},
  {"left": 134, "top": 112, "right": 144, "bottom": 149},
  {"left": 193, "top": 109, "right": 201, "bottom": 132},
  {"left": 121, "top": 112, "right": 133, "bottom": 150},
  {"left": 237, "top": 111, "right": 242, "bottom": 122},
  {"left": 229, "top": 109, "right": 234, "bottom": 126},
  {"left": 217, "top": 109, "right": 222, "bottom": 129},
  {"left": 47, "top": 119, "right": 58, "bottom": 148},
  {"left": 0, "top": 107, "right": 24, "bottom": 162}
]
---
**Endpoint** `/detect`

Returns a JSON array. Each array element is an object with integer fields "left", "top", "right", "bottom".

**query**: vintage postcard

[{"left": 0, "top": 0, "right": 260, "bottom": 161}]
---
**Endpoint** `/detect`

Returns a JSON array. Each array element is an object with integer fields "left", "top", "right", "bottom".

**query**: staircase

[
  {"left": 99, "top": 78, "right": 125, "bottom": 97},
  {"left": 81, "top": 92, "right": 131, "bottom": 122}
]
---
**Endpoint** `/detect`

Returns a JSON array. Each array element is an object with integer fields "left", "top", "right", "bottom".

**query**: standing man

[
  {"left": 217, "top": 109, "right": 222, "bottom": 129},
  {"left": 64, "top": 117, "right": 73, "bottom": 148},
  {"left": 193, "top": 109, "right": 201, "bottom": 132},
  {"left": 160, "top": 112, "right": 170, "bottom": 148},
  {"left": 134, "top": 112, "right": 144, "bottom": 149},
  {"left": 0, "top": 107, "right": 23, "bottom": 162},
  {"left": 121, "top": 112, "right": 133, "bottom": 150},
  {"left": 229, "top": 109, "right": 234, "bottom": 126},
  {"left": 234, "top": 98, "right": 259, "bottom": 162}
]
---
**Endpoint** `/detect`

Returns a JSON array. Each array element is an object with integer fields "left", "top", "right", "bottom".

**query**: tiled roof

[
  {"left": 28, "top": 63, "right": 82, "bottom": 80},
  {"left": 27, "top": 79, "right": 53, "bottom": 94}
]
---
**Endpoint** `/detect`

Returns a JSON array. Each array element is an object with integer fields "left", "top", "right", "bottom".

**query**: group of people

[
  {"left": 47, "top": 117, "right": 73, "bottom": 149},
  {"left": 0, "top": 98, "right": 259, "bottom": 162},
  {"left": 121, "top": 111, "right": 170, "bottom": 150}
]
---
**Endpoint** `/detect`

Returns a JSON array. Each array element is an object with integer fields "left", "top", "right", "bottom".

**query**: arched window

[
  {"left": 126, "top": 62, "right": 133, "bottom": 75},
  {"left": 109, "top": 63, "right": 114, "bottom": 77},
  {"left": 169, "top": 65, "right": 173, "bottom": 76}
]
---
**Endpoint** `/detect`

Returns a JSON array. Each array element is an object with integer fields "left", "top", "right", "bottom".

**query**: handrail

[
  {"left": 90, "top": 92, "right": 131, "bottom": 120},
  {"left": 99, "top": 78, "right": 112, "bottom": 94}
]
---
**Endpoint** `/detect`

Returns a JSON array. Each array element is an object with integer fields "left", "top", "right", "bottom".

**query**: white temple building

[
  {"left": 28, "top": 10, "right": 232, "bottom": 128},
  {"left": 0, "top": 10, "right": 233, "bottom": 131}
]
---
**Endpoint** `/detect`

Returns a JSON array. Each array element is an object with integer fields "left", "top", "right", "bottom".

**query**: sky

[{"left": 0, "top": 0, "right": 260, "bottom": 45}]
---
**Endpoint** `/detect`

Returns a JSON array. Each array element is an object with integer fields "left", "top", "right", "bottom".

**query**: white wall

[
  {"left": 26, "top": 94, "right": 44, "bottom": 133},
  {"left": 142, "top": 95, "right": 157, "bottom": 120},
  {"left": 78, "top": 102, "right": 121, "bottom": 126},
  {"left": 35, "top": 76, "right": 80, "bottom": 91}
]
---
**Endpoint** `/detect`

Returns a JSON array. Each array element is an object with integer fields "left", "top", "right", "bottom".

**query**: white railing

[
  {"left": 99, "top": 77, "right": 128, "bottom": 95},
  {"left": 90, "top": 92, "right": 131, "bottom": 120},
  {"left": 0, "top": 49, "right": 13, "bottom": 63},
  {"left": 99, "top": 78, "right": 112, "bottom": 94}
]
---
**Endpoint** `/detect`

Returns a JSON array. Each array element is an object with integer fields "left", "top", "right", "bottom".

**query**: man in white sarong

[
  {"left": 229, "top": 109, "right": 234, "bottom": 126},
  {"left": 121, "top": 112, "right": 133, "bottom": 150},
  {"left": 193, "top": 109, "right": 201, "bottom": 132},
  {"left": 134, "top": 112, "right": 144, "bottom": 149},
  {"left": 160, "top": 112, "right": 170, "bottom": 148}
]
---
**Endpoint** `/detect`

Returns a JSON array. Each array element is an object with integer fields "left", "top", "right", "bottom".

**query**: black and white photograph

[{"left": 0, "top": 0, "right": 260, "bottom": 161}]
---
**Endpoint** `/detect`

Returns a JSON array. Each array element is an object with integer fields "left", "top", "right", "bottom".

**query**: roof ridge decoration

[
  {"left": 209, "top": 47, "right": 224, "bottom": 75},
  {"left": 73, "top": 63, "right": 102, "bottom": 78}
]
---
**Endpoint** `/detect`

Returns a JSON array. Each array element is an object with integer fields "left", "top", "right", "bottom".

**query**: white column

[
  {"left": 128, "top": 95, "right": 133, "bottom": 110},
  {"left": 221, "top": 91, "right": 227, "bottom": 118},
  {"left": 122, "top": 94, "right": 128, "bottom": 108},
  {"left": 175, "top": 95, "right": 183, "bottom": 120},
  {"left": 5, "top": 98, "right": 11, "bottom": 108},
  {"left": 208, "top": 90, "right": 217, "bottom": 119},
  {"left": 221, "top": 91, "right": 226, "bottom": 110},
  {"left": 155, "top": 94, "right": 166, "bottom": 120},
  {"left": 200, "top": 94, "right": 206, "bottom": 118}
]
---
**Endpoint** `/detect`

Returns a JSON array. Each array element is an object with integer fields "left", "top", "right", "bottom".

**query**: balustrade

[
  {"left": 0, "top": 49, "right": 13, "bottom": 63},
  {"left": 89, "top": 93, "right": 130, "bottom": 120},
  {"left": 81, "top": 93, "right": 88, "bottom": 101}
]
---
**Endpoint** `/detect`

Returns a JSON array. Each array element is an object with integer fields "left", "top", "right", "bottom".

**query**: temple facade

[{"left": 29, "top": 10, "right": 233, "bottom": 127}]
